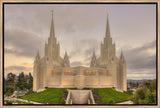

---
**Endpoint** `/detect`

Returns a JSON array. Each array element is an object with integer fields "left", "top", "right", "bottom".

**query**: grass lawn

[
  {"left": 22, "top": 88, "right": 132, "bottom": 104},
  {"left": 22, "top": 88, "right": 67, "bottom": 104},
  {"left": 94, "top": 88, "right": 132, "bottom": 103}
]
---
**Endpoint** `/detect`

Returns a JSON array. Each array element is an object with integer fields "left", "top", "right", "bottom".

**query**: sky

[{"left": 4, "top": 4, "right": 156, "bottom": 80}]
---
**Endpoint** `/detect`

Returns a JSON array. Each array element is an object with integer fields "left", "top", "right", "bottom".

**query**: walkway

[
  {"left": 116, "top": 100, "right": 133, "bottom": 104},
  {"left": 5, "top": 97, "right": 44, "bottom": 104}
]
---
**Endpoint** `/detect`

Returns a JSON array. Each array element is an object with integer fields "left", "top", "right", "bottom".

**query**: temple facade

[{"left": 33, "top": 11, "right": 127, "bottom": 92}]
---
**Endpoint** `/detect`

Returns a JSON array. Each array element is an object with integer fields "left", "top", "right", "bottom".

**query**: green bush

[
  {"left": 4, "top": 100, "right": 13, "bottom": 104},
  {"left": 132, "top": 80, "right": 157, "bottom": 104},
  {"left": 61, "top": 98, "right": 66, "bottom": 104},
  {"left": 127, "top": 89, "right": 133, "bottom": 95},
  {"left": 5, "top": 86, "right": 14, "bottom": 96},
  {"left": 91, "top": 88, "right": 94, "bottom": 90},
  {"left": 108, "top": 99, "right": 115, "bottom": 104},
  {"left": 6, "top": 92, "right": 12, "bottom": 96}
]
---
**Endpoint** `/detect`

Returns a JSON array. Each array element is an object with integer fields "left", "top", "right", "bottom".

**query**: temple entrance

[
  {"left": 66, "top": 90, "right": 95, "bottom": 104},
  {"left": 75, "top": 75, "right": 85, "bottom": 89}
]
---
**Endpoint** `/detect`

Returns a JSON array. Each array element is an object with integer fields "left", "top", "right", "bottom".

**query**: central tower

[
  {"left": 100, "top": 13, "right": 116, "bottom": 64},
  {"left": 45, "top": 10, "right": 61, "bottom": 62}
]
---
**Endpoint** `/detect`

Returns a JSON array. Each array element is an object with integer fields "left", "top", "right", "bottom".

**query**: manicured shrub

[
  {"left": 108, "top": 99, "right": 115, "bottom": 104},
  {"left": 61, "top": 98, "right": 66, "bottom": 104},
  {"left": 5, "top": 86, "right": 14, "bottom": 96}
]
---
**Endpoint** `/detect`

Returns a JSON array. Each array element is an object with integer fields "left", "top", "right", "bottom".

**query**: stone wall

[
  {"left": 47, "top": 76, "right": 61, "bottom": 86},
  {"left": 61, "top": 76, "right": 75, "bottom": 86},
  {"left": 47, "top": 75, "right": 115, "bottom": 88},
  {"left": 84, "top": 76, "right": 114, "bottom": 87},
  {"left": 86, "top": 76, "right": 99, "bottom": 86},
  {"left": 99, "top": 76, "right": 113, "bottom": 86}
]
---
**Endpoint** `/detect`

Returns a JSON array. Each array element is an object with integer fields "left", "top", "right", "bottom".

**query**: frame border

[{"left": 0, "top": 0, "right": 159, "bottom": 108}]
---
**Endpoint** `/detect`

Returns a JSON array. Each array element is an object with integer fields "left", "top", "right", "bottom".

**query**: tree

[
  {"left": 25, "top": 74, "right": 29, "bottom": 89},
  {"left": 16, "top": 72, "right": 33, "bottom": 91},
  {"left": 137, "top": 82, "right": 139, "bottom": 88},
  {"left": 132, "top": 80, "right": 156, "bottom": 104},
  {"left": 7, "top": 73, "right": 16, "bottom": 83},
  {"left": 150, "top": 79, "right": 156, "bottom": 92},
  {"left": 25, "top": 73, "right": 33, "bottom": 90},
  {"left": 16, "top": 72, "right": 27, "bottom": 90},
  {"left": 145, "top": 90, "right": 154, "bottom": 104},
  {"left": 5, "top": 86, "right": 14, "bottom": 96},
  {"left": 127, "top": 88, "right": 133, "bottom": 95},
  {"left": 143, "top": 81, "right": 151, "bottom": 91},
  {"left": 28, "top": 73, "right": 33, "bottom": 90}
]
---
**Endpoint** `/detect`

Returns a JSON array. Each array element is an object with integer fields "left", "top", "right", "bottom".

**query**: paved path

[
  {"left": 5, "top": 97, "right": 44, "bottom": 104},
  {"left": 116, "top": 100, "right": 133, "bottom": 104}
]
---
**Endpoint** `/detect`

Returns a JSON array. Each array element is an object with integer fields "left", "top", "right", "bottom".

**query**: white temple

[{"left": 33, "top": 11, "right": 127, "bottom": 92}]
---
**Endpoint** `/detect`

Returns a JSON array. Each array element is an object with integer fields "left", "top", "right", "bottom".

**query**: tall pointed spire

[
  {"left": 90, "top": 51, "right": 97, "bottom": 67},
  {"left": 37, "top": 50, "right": 39, "bottom": 57},
  {"left": 120, "top": 50, "right": 124, "bottom": 59},
  {"left": 64, "top": 51, "right": 68, "bottom": 58},
  {"left": 63, "top": 51, "right": 70, "bottom": 67},
  {"left": 45, "top": 41, "right": 48, "bottom": 56},
  {"left": 106, "top": 13, "right": 111, "bottom": 37},
  {"left": 50, "top": 10, "right": 55, "bottom": 38},
  {"left": 120, "top": 50, "right": 126, "bottom": 64},
  {"left": 92, "top": 51, "right": 96, "bottom": 58},
  {"left": 36, "top": 50, "right": 40, "bottom": 60}
]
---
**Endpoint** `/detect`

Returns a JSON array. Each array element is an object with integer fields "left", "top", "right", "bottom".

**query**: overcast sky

[{"left": 4, "top": 4, "right": 156, "bottom": 80}]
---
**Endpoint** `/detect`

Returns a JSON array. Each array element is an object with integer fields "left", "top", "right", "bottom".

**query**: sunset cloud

[
  {"left": 5, "top": 28, "right": 44, "bottom": 57},
  {"left": 124, "top": 40, "right": 156, "bottom": 72}
]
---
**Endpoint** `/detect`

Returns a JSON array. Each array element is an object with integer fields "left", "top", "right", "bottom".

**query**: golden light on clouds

[
  {"left": 5, "top": 53, "right": 33, "bottom": 67},
  {"left": 5, "top": 53, "right": 33, "bottom": 74},
  {"left": 127, "top": 74, "right": 155, "bottom": 77},
  {"left": 145, "top": 48, "right": 156, "bottom": 56}
]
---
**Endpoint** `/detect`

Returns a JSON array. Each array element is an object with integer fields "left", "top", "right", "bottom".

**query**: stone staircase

[{"left": 66, "top": 90, "right": 95, "bottom": 104}]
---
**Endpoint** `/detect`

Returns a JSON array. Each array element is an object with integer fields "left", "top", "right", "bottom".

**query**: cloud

[
  {"left": 127, "top": 74, "right": 156, "bottom": 80},
  {"left": 81, "top": 39, "right": 100, "bottom": 55},
  {"left": 69, "top": 38, "right": 100, "bottom": 58},
  {"left": 68, "top": 38, "right": 100, "bottom": 66},
  {"left": 4, "top": 28, "right": 44, "bottom": 58},
  {"left": 4, "top": 66, "right": 33, "bottom": 77},
  {"left": 124, "top": 40, "right": 156, "bottom": 75},
  {"left": 71, "top": 61, "right": 82, "bottom": 67},
  {"left": 5, "top": 66, "right": 32, "bottom": 72}
]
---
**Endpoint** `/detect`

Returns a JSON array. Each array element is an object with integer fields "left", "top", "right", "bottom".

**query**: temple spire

[
  {"left": 106, "top": 13, "right": 111, "bottom": 37},
  {"left": 92, "top": 51, "right": 96, "bottom": 58},
  {"left": 120, "top": 50, "right": 124, "bottom": 59},
  {"left": 64, "top": 51, "right": 67, "bottom": 57},
  {"left": 36, "top": 50, "right": 40, "bottom": 60},
  {"left": 37, "top": 50, "right": 39, "bottom": 57},
  {"left": 63, "top": 51, "right": 70, "bottom": 67},
  {"left": 50, "top": 10, "right": 55, "bottom": 38},
  {"left": 90, "top": 51, "right": 97, "bottom": 67}
]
